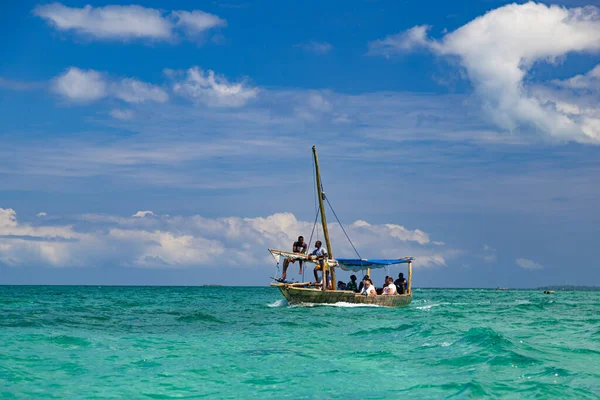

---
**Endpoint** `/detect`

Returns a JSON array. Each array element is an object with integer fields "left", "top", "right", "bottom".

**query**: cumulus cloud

[
  {"left": 170, "top": 67, "right": 258, "bottom": 107},
  {"left": 296, "top": 41, "right": 333, "bottom": 55},
  {"left": 370, "top": 2, "right": 600, "bottom": 143},
  {"left": 0, "top": 208, "right": 451, "bottom": 269},
  {"left": 0, "top": 208, "right": 88, "bottom": 266},
  {"left": 53, "top": 67, "right": 168, "bottom": 104},
  {"left": 554, "top": 64, "right": 600, "bottom": 91},
  {"left": 516, "top": 257, "right": 544, "bottom": 270},
  {"left": 33, "top": 3, "right": 225, "bottom": 42},
  {"left": 132, "top": 211, "right": 155, "bottom": 218},
  {"left": 52, "top": 67, "right": 107, "bottom": 102}
]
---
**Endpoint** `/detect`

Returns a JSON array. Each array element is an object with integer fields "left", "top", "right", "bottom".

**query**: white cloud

[
  {"left": 554, "top": 64, "right": 600, "bottom": 91},
  {"left": 0, "top": 208, "right": 452, "bottom": 269},
  {"left": 307, "top": 93, "right": 332, "bottom": 112},
  {"left": 0, "top": 209, "right": 17, "bottom": 228},
  {"left": 53, "top": 67, "right": 168, "bottom": 104},
  {"left": 132, "top": 211, "right": 155, "bottom": 218},
  {"left": 52, "top": 67, "right": 107, "bottom": 102},
  {"left": 0, "top": 208, "right": 89, "bottom": 266},
  {"left": 368, "top": 25, "right": 431, "bottom": 56},
  {"left": 171, "top": 67, "right": 258, "bottom": 107},
  {"left": 172, "top": 10, "right": 227, "bottom": 36},
  {"left": 370, "top": 2, "right": 600, "bottom": 143},
  {"left": 33, "top": 3, "right": 225, "bottom": 42},
  {"left": 515, "top": 258, "right": 544, "bottom": 269},
  {"left": 516, "top": 257, "right": 544, "bottom": 270},
  {"left": 113, "top": 78, "right": 169, "bottom": 103},
  {"left": 296, "top": 41, "right": 333, "bottom": 55},
  {"left": 36, "top": 212, "right": 47, "bottom": 217}
]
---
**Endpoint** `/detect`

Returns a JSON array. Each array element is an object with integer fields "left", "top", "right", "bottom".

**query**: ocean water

[{"left": 1, "top": 286, "right": 598, "bottom": 399}]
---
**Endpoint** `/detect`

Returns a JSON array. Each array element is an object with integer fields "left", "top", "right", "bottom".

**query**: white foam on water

[
  {"left": 290, "top": 302, "right": 383, "bottom": 308},
  {"left": 515, "top": 300, "right": 532, "bottom": 305},
  {"left": 327, "top": 302, "right": 384, "bottom": 308},
  {"left": 267, "top": 300, "right": 287, "bottom": 308},
  {"left": 416, "top": 303, "right": 443, "bottom": 310}
]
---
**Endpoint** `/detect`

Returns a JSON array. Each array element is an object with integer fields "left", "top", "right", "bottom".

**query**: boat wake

[
  {"left": 415, "top": 302, "right": 445, "bottom": 310},
  {"left": 267, "top": 300, "right": 288, "bottom": 308},
  {"left": 292, "top": 302, "right": 384, "bottom": 308}
]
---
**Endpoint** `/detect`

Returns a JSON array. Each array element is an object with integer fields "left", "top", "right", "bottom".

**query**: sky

[{"left": 1, "top": 0, "right": 599, "bottom": 287}]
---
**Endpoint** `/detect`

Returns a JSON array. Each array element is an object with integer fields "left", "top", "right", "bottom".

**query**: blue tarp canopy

[{"left": 336, "top": 257, "right": 414, "bottom": 272}]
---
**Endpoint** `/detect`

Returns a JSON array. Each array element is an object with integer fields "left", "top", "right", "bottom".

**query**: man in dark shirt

[
  {"left": 346, "top": 275, "right": 358, "bottom": 292},
  {"left": 281, "top": 236, "right": 307, "bottom": 280},
  {"left": 395, "top": 272, "right": 407, "bottom": 294}
]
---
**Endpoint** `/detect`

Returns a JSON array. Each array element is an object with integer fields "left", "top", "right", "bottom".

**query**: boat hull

[{"left": 270, "top": 284, "right": 412, "bottom": 307}]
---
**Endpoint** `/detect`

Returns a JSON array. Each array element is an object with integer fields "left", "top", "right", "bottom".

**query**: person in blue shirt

[{"left": 309, "top": 240, "right": 329, "bottom": 283}]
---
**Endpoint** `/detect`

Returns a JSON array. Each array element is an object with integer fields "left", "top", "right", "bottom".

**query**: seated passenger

[
  {"left": 357, "top": 274, "right": 370, "bottom": 293},
  {"left": 395, "top": 273, "right": 407, "bottom": 294},
  {"left": 382, "top": 276, "right": 398, "bottom": 295},
  {"left": 360, "top": 278, "right": 376, "bottom": 297},
  {"left": 337, "top": 281, "right": 347, "bottom": 290},
  {"left": 281, "top": 235, "right": 307, "bottom": 280},
  {"left": 346, "top": 275, "right": 358, "bottom": 292}
]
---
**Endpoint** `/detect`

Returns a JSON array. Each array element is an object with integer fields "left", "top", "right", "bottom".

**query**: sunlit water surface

[{"left": 1, "top": 286, "right": 599, "bottom": 399}]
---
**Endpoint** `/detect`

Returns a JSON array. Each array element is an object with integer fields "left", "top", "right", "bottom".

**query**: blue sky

[{"left": 1, "top": 0, "right": 600, "bottom": 287}]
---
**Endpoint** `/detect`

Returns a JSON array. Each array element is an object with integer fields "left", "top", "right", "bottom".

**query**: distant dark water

[{"left": 1, "top": 286, "right": 599, "bottom": 399}]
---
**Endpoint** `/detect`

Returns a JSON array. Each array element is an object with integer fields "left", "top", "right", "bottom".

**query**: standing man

[
  {"left": 310, "top": 240, "right": 329, "bottom": 283},
  {"left": 281, "top": 236, "right": 308, "bottom": 281}
]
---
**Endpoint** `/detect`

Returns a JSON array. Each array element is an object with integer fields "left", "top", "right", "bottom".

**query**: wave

[
  {"left": 48, "top": 335, "right": 91, "bottom": 348},
  {"left": 457, "top": 327, "right": 514, "bottom": 348},
  {"left": 350, "top": 323, "right": 414, "bottom": 337}
]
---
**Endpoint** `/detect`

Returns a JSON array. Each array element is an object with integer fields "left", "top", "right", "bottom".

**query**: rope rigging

[{"left": 324, "top": 192, "right": 362, "bottom": 261}]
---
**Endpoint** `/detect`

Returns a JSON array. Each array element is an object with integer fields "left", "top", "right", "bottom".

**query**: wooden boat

[{"left": 269, "top": 146, "right": 414, "bottom": 307}]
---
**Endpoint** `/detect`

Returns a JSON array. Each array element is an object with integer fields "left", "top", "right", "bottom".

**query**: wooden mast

[
  {"left": 407, "top": 261, "right": 413, "bottom": 294},
  {"left": 312, "top": 146, "right": 335, "bottom": 291}
]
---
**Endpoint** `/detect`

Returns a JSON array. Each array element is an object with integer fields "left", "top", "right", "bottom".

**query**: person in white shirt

[
  {"left": 360, "top": 278, "right": 376, "bottom": 297},
  {"left": 382, "top": 276, "right": 398, "bottom": 295},
  {"left": 309, "top": 240, "right": 329, "bottom": 283}
]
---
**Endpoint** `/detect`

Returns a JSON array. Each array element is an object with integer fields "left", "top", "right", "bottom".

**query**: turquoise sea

[{"left": 1, "top": 286, "right": 599, "bottom": 399}]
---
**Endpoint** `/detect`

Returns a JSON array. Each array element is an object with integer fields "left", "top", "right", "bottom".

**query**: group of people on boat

[
  {"left": 280, "top": 236, "right": 329, "bottom": 282},
  {"left": 279, "top": 236, "right": 408, "bottom": 296},
  {"left": 338, "top": 273, "right": 407, "bottom": 296}
]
